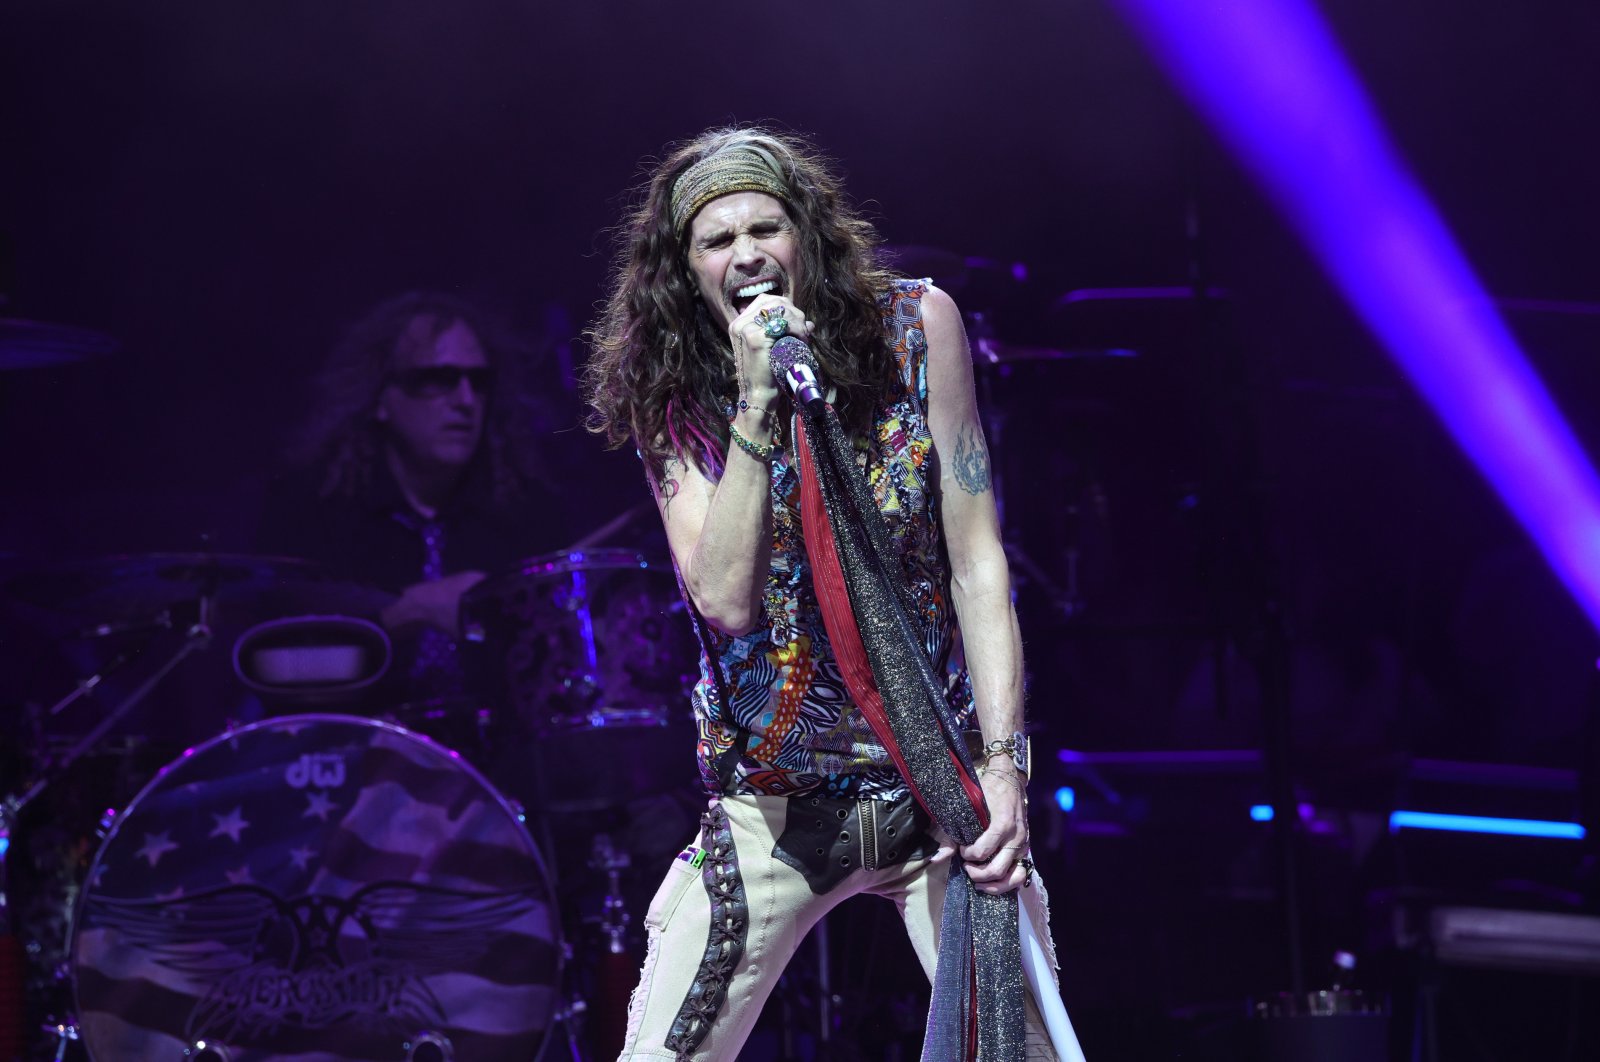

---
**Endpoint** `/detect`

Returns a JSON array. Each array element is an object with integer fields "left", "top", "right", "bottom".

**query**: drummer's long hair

[
  {"left": 288, "top": 292, "right": 549, "bottom": 503},
  {"left": 583, "top": 126, "right": 899, "bottom": 482}
]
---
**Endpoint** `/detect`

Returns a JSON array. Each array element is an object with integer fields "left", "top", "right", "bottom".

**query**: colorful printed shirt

[{"left": 686, "top": 279, "right": 975, "bottom": 800}]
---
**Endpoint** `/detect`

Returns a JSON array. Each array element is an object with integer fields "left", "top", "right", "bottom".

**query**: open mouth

[{"left": 729, "top": 275, "right": 784, "bottom": 316}]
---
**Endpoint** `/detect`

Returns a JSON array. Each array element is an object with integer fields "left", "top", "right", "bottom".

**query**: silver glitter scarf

[{"left": 793, "top": 407, "right": 1025, "bottom": 1062}]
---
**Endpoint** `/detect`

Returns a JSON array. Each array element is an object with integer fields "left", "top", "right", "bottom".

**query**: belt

[{"left": 772, "top": 790, "right": 939, "bottom": 894}]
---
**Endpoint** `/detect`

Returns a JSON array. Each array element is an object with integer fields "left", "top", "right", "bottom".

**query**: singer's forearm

[
  {"left": 655, "top": 404, "right": 780, "bottom": 637},
  {"left": 952, "top": 550, "right": 1026, "bottom": 743},
  {"left": 687, "top": 417, "right": 776, "bottom": 634}
]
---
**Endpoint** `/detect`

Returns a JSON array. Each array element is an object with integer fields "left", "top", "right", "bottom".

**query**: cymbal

[
  {"left": 1048, "top": 285, "right": 1233, "bottom": 352},
  {"left": 3, "top": 553, "right": 394, "bottom": 632},
  {"left": 0, "top": 317, "right": 119, "bottom": 370},
  {"left": 881, "top": 244, "right": 970, "bottom": 291},
  {"left": 972, "top": 337, "right": 1139, "bottom": 364}
]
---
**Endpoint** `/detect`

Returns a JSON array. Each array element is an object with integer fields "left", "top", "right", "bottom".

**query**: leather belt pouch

[{"left": 773, "top": 791, "right": 938, "bottom": 894}]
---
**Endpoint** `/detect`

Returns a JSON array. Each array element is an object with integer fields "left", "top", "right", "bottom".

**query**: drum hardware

[
  {"left": 231, "top": 614, "right": 392, "bottom": 701},
  {"left": 574, "top": 835, "right": 636, "bottom": 1062},
  {"left": 185, "top": 1038, "right": 231, "bottom": 1061},
  {"left": 7, "top": 587, "right": 214, "bottom": 818},
  {"left": 402, "top": 1031, "right": 452, "bottom": 1062},
  {"left": 587, "top": 834, "right": 632, "bottom": 956},
  {"left": 76, "top": 604, "right": 190, "bottom": 641},
  {"left": 550, "top": 996, "right": 589, "bottom": 1062},
  {"left": 39, "top": 1018, "right": 80, "bottom": 1062}
]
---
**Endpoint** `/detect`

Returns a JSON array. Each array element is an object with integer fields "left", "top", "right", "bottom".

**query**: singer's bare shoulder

[
  {"left": 919, "top": 284, "right": 979, "bottom": 399},
  {"left": 922, "top": 282, "right": 995, "bottom": 508}
]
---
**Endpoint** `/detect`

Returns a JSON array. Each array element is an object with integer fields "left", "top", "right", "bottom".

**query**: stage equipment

[
  {"left": 1392, "top": 904, "right": 1600, "bottom": 977},
  {"left": 70, "top": 715, "right": 561, "bottom": 1061},
  {"left": 232, "top": 614, "right": 392, "bottom": 702},
  {"left": 1250, "top": 988, "right": 1388, "bottom": 1062}
]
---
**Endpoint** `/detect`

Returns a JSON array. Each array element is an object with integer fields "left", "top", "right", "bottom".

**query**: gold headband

[{"left": 669, "top": 143, "right": 790, "bottom": 236}]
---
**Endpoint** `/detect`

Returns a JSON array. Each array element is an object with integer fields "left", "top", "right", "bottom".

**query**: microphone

[{"left": 770, "top": 335, "right": 827, "bottom": 413}]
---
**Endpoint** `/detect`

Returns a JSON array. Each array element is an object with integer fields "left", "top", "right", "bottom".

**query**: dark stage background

[{"left": 4, "top": 2, "right": 1600, "bottom": 1059}]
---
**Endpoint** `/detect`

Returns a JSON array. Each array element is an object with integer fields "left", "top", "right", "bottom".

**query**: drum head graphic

[{"left": 71, "top": 715, "right": 560, "bottom": 1061}]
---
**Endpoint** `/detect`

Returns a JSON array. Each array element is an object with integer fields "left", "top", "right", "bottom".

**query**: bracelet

[
  {"left": 982, "top": 768, "right": 1031, "bottom": 806},
  {"left": 728, "top": 422, "right": 775, "bottom": 462},
  {"left": 976, "top": 732, "right": 1031, "bottom": 776},
  {"left": 737, "top": 398, "right": 772, "bottom": 416}
]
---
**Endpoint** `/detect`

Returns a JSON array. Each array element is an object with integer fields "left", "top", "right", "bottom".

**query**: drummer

[{"left": 258, "top": 291, "right": 568, "bottom": 701}]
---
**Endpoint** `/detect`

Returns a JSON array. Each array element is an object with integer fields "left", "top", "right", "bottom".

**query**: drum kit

[{"left": 0, "top": 546, "right": 699, "bottom": 1062}]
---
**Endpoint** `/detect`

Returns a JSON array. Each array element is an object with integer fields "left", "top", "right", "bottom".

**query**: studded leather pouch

[{"left": 772, "top": 790, "right": 939, "bottom": 894}]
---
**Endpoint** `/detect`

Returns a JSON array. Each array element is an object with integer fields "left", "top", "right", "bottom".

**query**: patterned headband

[{"left": 669, "top": 143, "right": 790, "bottom": 236}]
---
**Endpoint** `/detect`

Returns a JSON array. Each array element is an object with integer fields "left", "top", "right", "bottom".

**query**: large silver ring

[{"left": 756, "top": 306, "right": 789, "bottom": 339}]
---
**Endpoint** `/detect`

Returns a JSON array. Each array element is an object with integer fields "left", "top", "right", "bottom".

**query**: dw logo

[{"left": 285, "top": 753, "right": 347, "bottom": 789}]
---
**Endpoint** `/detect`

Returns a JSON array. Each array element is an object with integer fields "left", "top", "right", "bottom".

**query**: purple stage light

[{"left": 1114, "top": 0, "right": 1600, "bottom": 631}]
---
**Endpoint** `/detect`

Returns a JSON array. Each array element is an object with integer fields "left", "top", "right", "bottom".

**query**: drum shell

[{"left": 464, "top": 550, "right": 701, "bottom": 811}]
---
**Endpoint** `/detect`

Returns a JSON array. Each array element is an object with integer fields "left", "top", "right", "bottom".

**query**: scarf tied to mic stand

[{"left": 791, "top": 404, "right": 1025, "bottom": 1062}]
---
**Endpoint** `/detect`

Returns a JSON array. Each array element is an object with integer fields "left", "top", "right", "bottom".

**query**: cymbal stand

[
  {"left": 588, "top": 833, "right": 632, "bottom": 957},
  {"left": 1, "top": 590, "right": 214, "bottom": 929},
  {"left": 582, "top": 834, "right": 634, "bottom": 1061}
]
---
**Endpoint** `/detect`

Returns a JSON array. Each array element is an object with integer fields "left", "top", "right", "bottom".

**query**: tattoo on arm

[
  {"left": 952, "top": 425, "right": 992, "bottom": 496},
  {"left": 657, "top": 459, "right": 684, "bottom": 511}
]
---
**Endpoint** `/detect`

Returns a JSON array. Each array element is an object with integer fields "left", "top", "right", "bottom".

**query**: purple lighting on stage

[{"left": 1114, "top": 0, "right": 1600, "bottom": 630}]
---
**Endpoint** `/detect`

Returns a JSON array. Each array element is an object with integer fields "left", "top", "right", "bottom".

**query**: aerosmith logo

[{"left": 84, "top": 880, "right": 542, "bottom": 1043}]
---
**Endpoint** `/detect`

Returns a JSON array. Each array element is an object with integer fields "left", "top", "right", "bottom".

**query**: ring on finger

[
  {"left": 756, "top": 306, "right": 790, "bottom": 339},
  {"left": 1018, "top": 855, "right": 1035, "bottom": 887}
]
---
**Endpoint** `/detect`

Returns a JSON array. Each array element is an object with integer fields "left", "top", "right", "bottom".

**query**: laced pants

[{"left": 618, "top": 793, "right": 1061, "bottom": 1061}]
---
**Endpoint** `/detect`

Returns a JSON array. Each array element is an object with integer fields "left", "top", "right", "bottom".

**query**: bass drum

[{"left": 70, "top": 715, "right": 561, "bottom": 1061}]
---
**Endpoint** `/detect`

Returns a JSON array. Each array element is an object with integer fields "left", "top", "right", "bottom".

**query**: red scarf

[{"left": 793, "top": 416, "right": 988, "bottom": 827}]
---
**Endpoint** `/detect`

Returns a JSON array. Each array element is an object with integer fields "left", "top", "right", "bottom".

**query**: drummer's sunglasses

[{"left": 390, "top": 366, "right": 496, "bottom": 398}]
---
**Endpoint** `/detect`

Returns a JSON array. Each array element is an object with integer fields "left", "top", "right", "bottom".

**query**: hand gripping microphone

[{"left": 770, "top": 335, "right": 827, "bottom": 414}]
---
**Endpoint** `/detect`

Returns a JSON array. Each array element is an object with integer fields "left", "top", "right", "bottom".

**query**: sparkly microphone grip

[{"left": 770, "top": 336, "right": 826, "bottom": 412}]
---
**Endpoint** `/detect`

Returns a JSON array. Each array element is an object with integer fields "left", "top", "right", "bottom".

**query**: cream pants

[{"left": 619, "top": 793, "right": 1060, "bottom": 1060}]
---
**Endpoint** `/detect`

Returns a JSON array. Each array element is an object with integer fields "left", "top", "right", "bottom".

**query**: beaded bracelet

[{"left": 728, "top": 422, "right": 775, "bottom": 462}]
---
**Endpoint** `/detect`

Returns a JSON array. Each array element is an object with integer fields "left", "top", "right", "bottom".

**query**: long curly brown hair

[
  {"left": 584, "top": 126, "right": 900, "bottom": 481},
  {"left": 287, "top": 291, "right": 550, "bottom": 504}
]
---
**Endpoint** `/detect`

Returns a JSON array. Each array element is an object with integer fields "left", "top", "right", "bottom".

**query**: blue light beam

[
  {"left": 1114, "top": 0, "right": 1600, "bottom": 631},
  {"left": 1389, "top": 810, "right": 1586, "bottom": 840}
]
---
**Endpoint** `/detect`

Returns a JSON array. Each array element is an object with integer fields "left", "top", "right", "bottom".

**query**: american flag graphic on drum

[{"left": 70, "top": 715, "right": 561, "bottom": 1061}]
